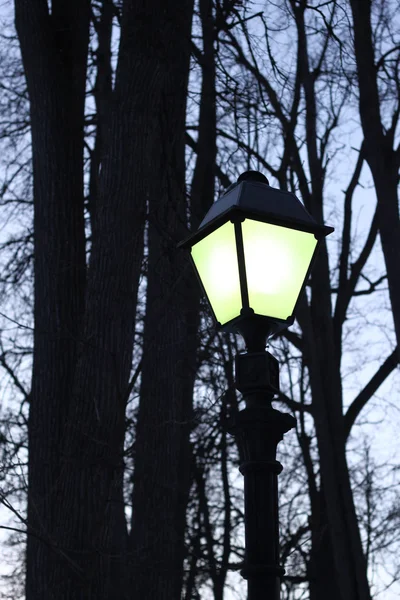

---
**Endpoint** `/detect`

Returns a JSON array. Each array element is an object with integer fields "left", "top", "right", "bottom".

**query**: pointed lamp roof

[{"left": 180, "top": 171, "right": 333, "bottom": 248}]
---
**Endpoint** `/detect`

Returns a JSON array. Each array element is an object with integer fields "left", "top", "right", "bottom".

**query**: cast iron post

[{"left": 230, "top": 348, "right": 295, "bottom": 600}]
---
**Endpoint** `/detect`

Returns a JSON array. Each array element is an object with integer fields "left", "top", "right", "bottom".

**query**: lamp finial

[{"left": 238, "top": 171, "right": 270, "bottom": 186}]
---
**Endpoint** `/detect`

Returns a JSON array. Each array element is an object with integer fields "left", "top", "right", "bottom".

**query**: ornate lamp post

[{"left": 179, "top": 171, "right": 333, "bottom": 599}]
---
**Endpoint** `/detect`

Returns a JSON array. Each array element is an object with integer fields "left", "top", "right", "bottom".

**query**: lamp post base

[{"left": 229, "top": 350, "right": 295, "bottom": 600}]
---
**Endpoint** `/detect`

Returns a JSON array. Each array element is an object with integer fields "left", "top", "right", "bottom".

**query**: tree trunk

[
  {"left": 308, "top": 492, "right": 343, "bottom": 600},
  {"left": 303, "top": 243, "right": 371, "bottom": 600},
  {"left": 14, "top": 2, "right": 89, "bottom": 598},
  {"left": 349, "top": 0, "right": 400, "bottom": 362},
  {"left": 127, "top": 1, "right": 195, "bottom": 599},
  {"left": 290, "top": 4, "right": 371, "bottom": 596}
]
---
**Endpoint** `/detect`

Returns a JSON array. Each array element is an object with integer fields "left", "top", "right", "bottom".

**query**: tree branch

[{"left": 344, "top": 347, "right": 399, "bottom": 440}]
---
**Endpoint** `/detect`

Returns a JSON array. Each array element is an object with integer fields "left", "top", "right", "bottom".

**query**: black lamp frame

[{"left": 179, "top": 205, "right": 332, "bottom": 348}]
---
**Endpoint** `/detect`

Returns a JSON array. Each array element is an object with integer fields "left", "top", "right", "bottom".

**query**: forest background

[{"left": 0, "top": 0, "right": 399, "bottom": 599}]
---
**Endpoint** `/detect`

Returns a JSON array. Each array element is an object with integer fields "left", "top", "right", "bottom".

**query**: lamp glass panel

[
  {"left": 191, "top": 221, "right": 242, "bottom": 325},
  {"left": 241, "top": 219, "right": 317, "bottom": 320}
]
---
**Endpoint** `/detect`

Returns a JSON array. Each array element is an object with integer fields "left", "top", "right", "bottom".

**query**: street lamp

[{"left": 179, "top": 171, "right": 333, "bottom": 599}]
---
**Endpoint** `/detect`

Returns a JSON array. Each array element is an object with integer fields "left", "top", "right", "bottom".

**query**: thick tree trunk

[
  {"left": 307, "top": 490, "right": 341, "bottom": 600},
  {"left": 128, "top": 2, "right": 198, "bottom": 599},
  {"left": 14, "top": 2, "right": 89, "bottom": 598},
  {"left": 129, "top": 224, "right": 197, "bottom": 600}
]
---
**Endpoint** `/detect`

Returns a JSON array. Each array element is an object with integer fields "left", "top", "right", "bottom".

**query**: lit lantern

[{"left": 179, "top": 171, "right": 333, "bottom": 346}]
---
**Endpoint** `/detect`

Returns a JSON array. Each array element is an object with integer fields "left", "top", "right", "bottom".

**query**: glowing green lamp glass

[{"left": 179, "top": 171, "right": 333, "bottom": 348}]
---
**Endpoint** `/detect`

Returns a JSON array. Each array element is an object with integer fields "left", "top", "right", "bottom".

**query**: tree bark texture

[{"left": 14, "top": 2, "right": 89, "bottom": 598}]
